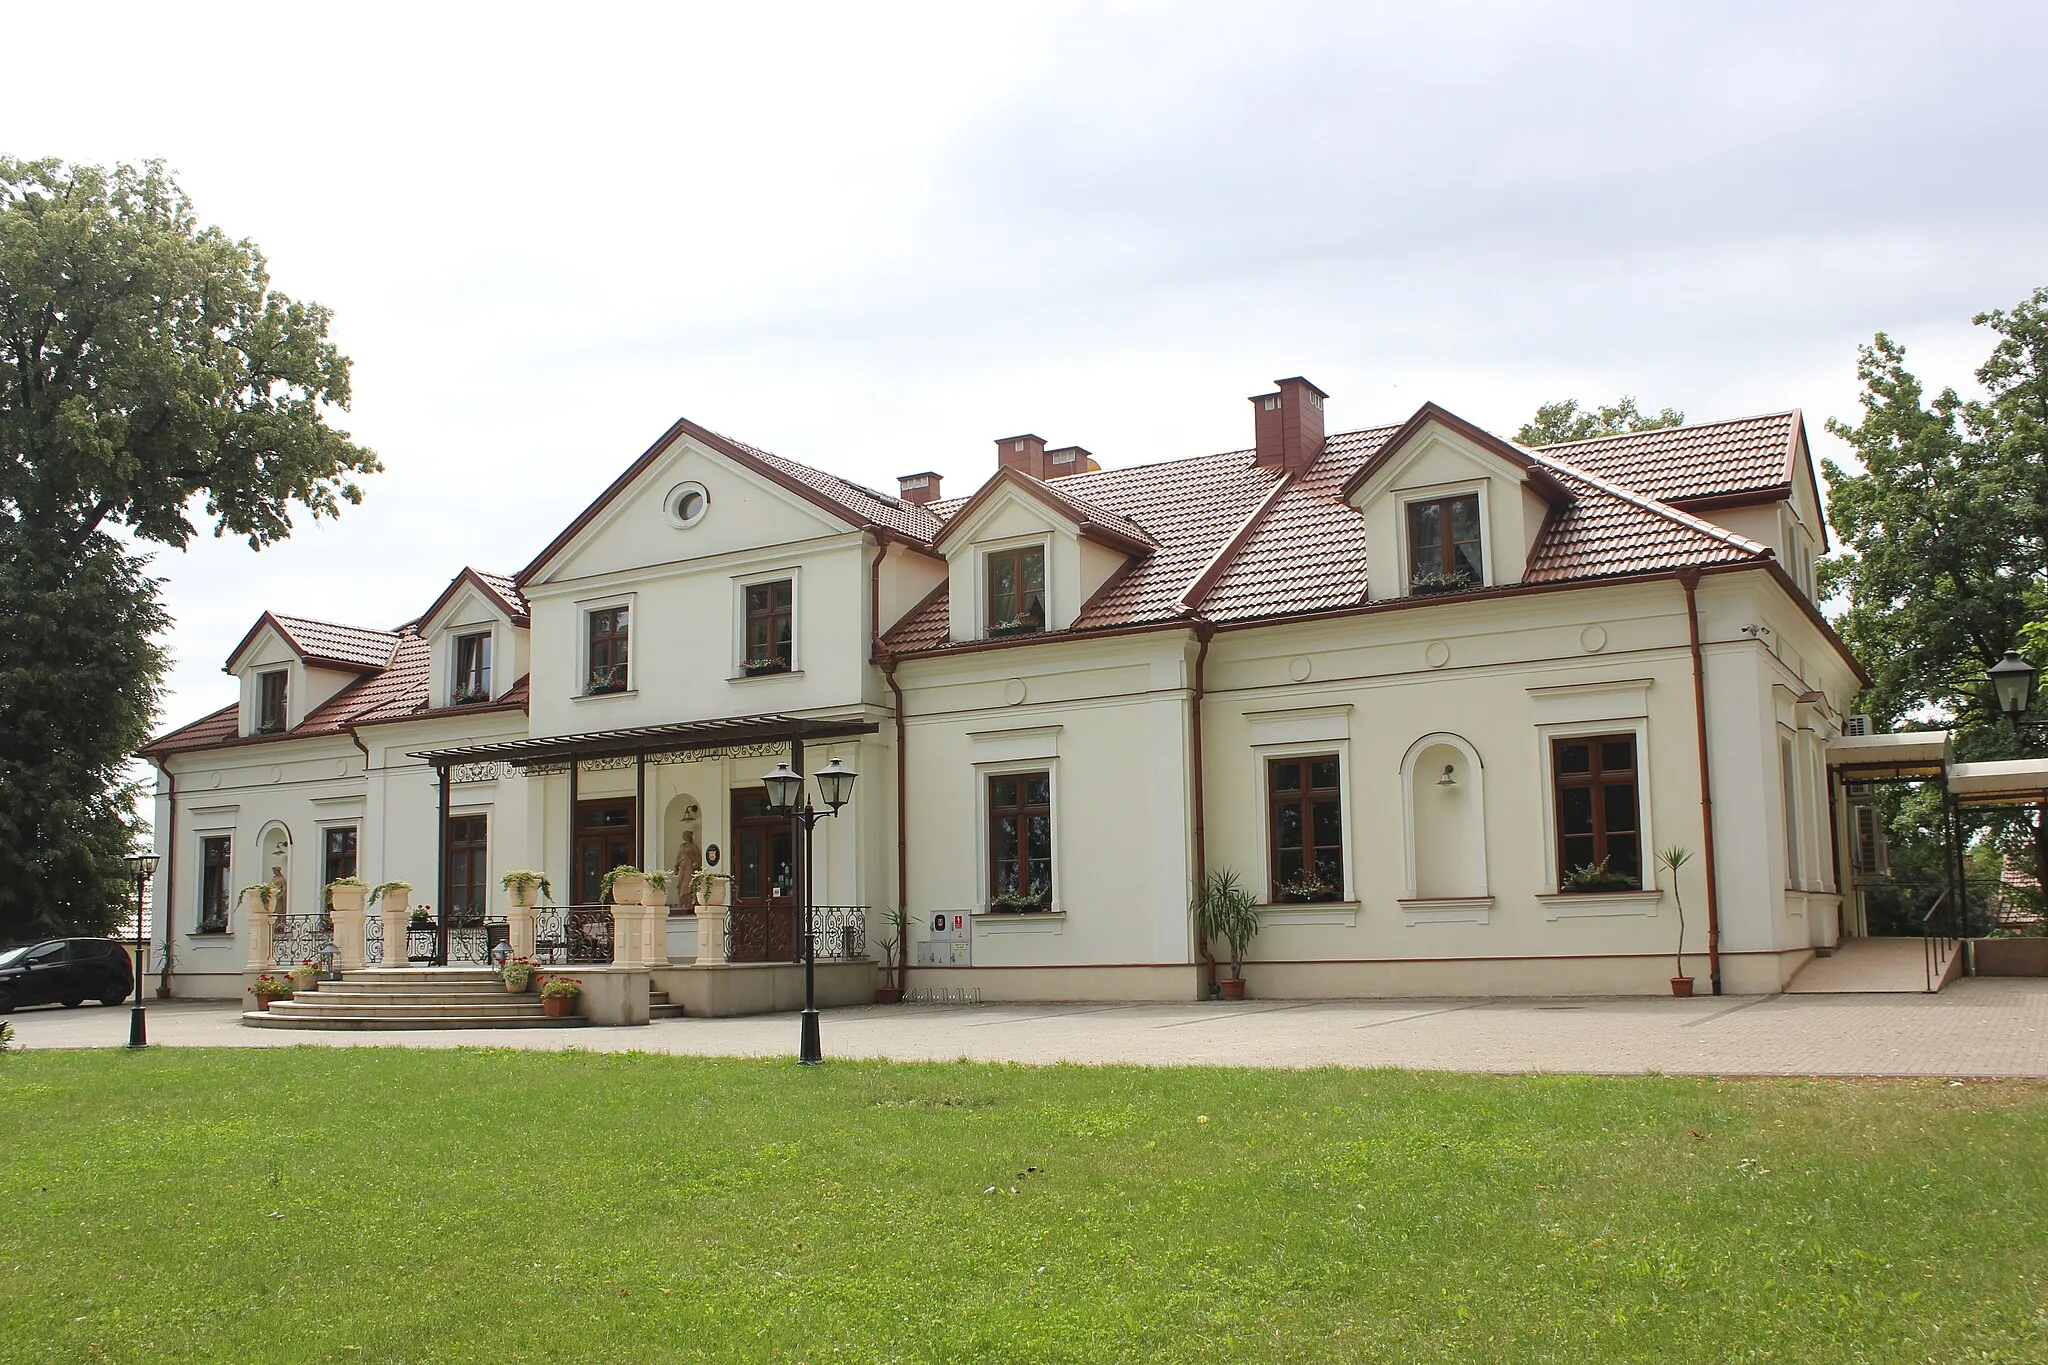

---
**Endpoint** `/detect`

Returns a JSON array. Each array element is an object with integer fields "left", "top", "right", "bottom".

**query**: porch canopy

[
  {"left": 409, "top": 712, "right": 880, "bottom": 770},
  {"left": 1824, "top": 729, "right": 1952, "bottom": 781},
  {"left": 1947, "top": 758, "right": 2048, "bottom": 809}
]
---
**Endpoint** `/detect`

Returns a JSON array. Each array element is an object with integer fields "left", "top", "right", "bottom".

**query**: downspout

[
  {"left": 1188, "top": 619, "right": 1216, "bottom": 997},
  {"left": 872, "top": 533, "right": 910, "bottom": 993},
  {"left": 436, "top": 763, "right": 451, "bottom": 965},
  {"left": 1679, "top": 570, "right": 1724, "bottom": 995}
]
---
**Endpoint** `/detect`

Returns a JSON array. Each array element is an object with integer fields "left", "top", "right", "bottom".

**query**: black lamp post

[
  {"left": 1988, "top": 651, "right": 2043, "bottom": 728},
  {"left": 761, "top": 756, "right": 856, "bottom": 1065},
  {"left": 125, "top": 852, "right": 158, "bottom": 1049}
]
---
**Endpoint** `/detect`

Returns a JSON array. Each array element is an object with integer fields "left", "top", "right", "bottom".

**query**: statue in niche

[
  {"left": 669, "top": 827, "right": 702, "bottom": 915},
  {"left": 269, "top": 866, "right": 288, "bottom": 928}
]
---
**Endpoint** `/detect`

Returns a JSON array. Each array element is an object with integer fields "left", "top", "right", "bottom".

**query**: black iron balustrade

[
  {"left": 445, "top": 915, "right": 511, "bottom": 965},
  {"left": 533, "top": 905, "right": 614, "bottom": 965},
  {"left": 724, "top": 904, "right": 869, "bottom": 962},
  {"left": 271, "top": 913, "right": 334, "bottom": 968},
  {"left": 364, "top": 913, "right": 383, "bottom": 966}
]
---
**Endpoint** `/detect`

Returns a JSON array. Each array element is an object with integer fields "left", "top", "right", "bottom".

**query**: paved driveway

[{"left": 11, "top": 978, "right": 2046, "bottom": 1076}]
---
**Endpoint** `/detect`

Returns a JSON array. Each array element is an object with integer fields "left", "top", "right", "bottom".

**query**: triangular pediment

[{"left": 1343, "top": 403, "right": 1571, "bottom": 510}]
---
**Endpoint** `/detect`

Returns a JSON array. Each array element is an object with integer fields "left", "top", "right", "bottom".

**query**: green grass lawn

[{"left": 1, "top": 1050, "right": 2043, "bottom": 1363}]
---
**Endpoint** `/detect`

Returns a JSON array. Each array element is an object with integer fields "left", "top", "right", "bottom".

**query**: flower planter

[
  {"left": 876, "top": 985, "right": 904, "bottom": 1005},
  {"left": 542, "top": 994, "right": 576, "bottom": 1018},
  {"left": 1219, "top": 977, "right": 1247, "bottom": 1001},
  {"left": 255, "top": 996, "right": 272, "bottom": 1012},
  {"left": 1670, "top": 976, "right": 1695, "bottom": 998}
]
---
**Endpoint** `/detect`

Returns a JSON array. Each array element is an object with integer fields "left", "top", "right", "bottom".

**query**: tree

[
  {"left": 1821, "top": 292, "right": 2048, "bottom": 911},
  {"left": 1515, "top": 396, "right": 1684, "bottom": 447},
  {"left": 0, "top": 159, "right": 379, "bottom": 939}
]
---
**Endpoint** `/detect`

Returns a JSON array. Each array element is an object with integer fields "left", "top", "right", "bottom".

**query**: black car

[{"left": 0, "top": 938, "right": 134, "bottom": 1013}]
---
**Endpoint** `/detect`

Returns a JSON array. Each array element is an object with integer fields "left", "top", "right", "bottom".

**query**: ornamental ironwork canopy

[{"left": 408, "top": 713, "right": 879, "bottom": 770}]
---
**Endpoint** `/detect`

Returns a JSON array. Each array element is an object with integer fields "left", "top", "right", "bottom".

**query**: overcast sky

[{"left": 11, "top": 1, "right": 2048, "bottom": 736}]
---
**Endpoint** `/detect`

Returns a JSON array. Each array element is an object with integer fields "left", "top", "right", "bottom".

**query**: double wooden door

[
  {"left": 729, "top": 788, "right": 797, "bottom": 962},
  {"left": 575, "top": 800, "right": 636, "bottom": 906}
]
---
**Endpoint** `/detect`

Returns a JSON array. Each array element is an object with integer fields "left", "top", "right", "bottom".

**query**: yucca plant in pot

[
  {"left": 1659, "top": 845, "right": 1695, "bottom": 996},
  {"left": 876, "top": 905, "right": 909, "bottom": 1004},
  {"left": 1193, "top": 868, "right": 1260, "bottom": 1001}
]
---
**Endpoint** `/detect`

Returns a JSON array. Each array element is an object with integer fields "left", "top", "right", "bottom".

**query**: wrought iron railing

[
  {"left": 271, "top": 914, "right": 334, "bottom": 968},
  {"left": 535, "top": 905, "right": 613, "bottom": 965},
  {"left": 364, "top": 912, "right": 383, "bottom": 965},
  {"left": 1922, "top": 890, "right": 1961, "bottom": 993},
  {"left": 723, "top": 904, "right": 869, "bottom": 962},
  {"left": 445, "top": 916, "right": 511, "bottom": 965}
]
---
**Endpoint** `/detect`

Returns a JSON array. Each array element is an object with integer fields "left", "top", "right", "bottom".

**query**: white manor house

[{"left": 143, "top": 376, "right": 1872, "bottom": 1011}]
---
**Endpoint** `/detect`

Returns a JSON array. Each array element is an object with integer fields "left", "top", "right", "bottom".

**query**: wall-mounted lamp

[
  {"left": 1436, "top": 764, "right": 1457, "bottom": 788},
  {"left": 1739, "top": 624, "right": 1771, "bottom": 639}
]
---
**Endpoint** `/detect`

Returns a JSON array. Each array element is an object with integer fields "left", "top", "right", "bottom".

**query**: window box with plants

[
  {"left": 1273, "top": 876, "right": 1341, "bottom": 905},
  {"left": 986, "top": 887, "right": 1053, "bottom": 914},
  {"left": 740, "top": 657, "right": 791, "bottom": 678},
  {"left": 987, "top": 617, "right": 1045, "bottom": 639},
  {"left": 539, "top": 976, "right": 581, "bottom": 1018},
  {"left": 452, "top": 685, "right": 492, "bottom": 706},
  {"left": 1560, "top": 858, "right": 1641, "bottom": 894},
  {"left": 586, "top": 665, "right": 628, "bottom": 696},
  {"left": 1407, "top": 569, "right": 1478, "bottom": 596}
]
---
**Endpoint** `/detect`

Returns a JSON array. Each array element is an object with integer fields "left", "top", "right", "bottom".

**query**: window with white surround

[
  {"left": 731, "top": 568, "right": 800, "bottom": 678},
  {"left": 1529, "top": 679, "right": 1658, "bottom": 908},
  {"left": 969, "top": 725, "right": 1062, "bottom": 914},
  {"left": 1405, "top": 493, "right": 1483, "bottom": 593},
  {"left": 256, "top": 669, "right": 288, "bottom": 734},
  {"left": 453, "top": 631, "right": 492, "bottom": 704},
  {"left": 1780, "top": 732, "right": 1800, "bottom": 886},
  {"left": 583, "top": 600, "right": 631, "bottom": 695}
]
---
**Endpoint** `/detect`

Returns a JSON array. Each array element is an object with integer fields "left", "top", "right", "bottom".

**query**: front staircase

[{"left": 244, "top": 967, "right": 587, "bottom": 1031}]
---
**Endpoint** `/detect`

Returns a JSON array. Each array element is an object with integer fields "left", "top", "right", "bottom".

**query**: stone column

[
  {"left": 609, "top": 901, "right": 645, "bottom": 968},
  {"left": 328, "top": 885, "right": 369, "bottom": 971},
  {"left": 640, "top": 883, "right": 669, "bottom": 965},
  {"left": 507, "top": 901, "right": 537, "bottom": 962},
  {"left": 243, "top": 889, "right": 274, "bottom": 971},
  {"left": 378, "top": 883, "right": 412, "bottom": 970}
]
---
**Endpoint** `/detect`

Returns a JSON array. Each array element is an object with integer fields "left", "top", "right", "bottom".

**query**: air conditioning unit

[
  {"left": 1851, "top": 803, "right": 1890, "bottom": 877},
  {"left": 1845, "top": 714, "right": 1873, "bottom": 737}
]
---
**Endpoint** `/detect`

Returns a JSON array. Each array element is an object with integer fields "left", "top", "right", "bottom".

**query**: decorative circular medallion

[
  {"left": 209, "top": 771, "right": 223, "bottom": 789},
  {"left": 268, "top": 765, "right": 283, "bottom": 784},
  {"left": 1424, "top": 640, "right": 1451, "bottom": 669},
  {"left": 664, "top": 481, "right": 711, "bottom": 529},
  {"left": 335, "top": 758, "right": 349, "bottom": 777},
  {"left": 1580, "top": 624, "right": 1608, "bottom": 653},
  {"left": 1287, "top": 656, "right": 1313, "bottom": 682},
  {"left": 1002, "top": 678, "right": 1028, "bottom": 706}
]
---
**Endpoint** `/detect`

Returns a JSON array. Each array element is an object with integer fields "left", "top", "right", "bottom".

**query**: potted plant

[
  {"left": 500, "top": 870, "right": 552, "bottom": 909},
  {"left": 289, "top": 957, "right": 320, "bottom": 994},
  {"left": 875, "top": 905, "right": 909, "bottom": 1003},
  {"left": 326, "top": 876, "right": 370, "bottom": 916},
  {"left": 690, "top": 869, "right": 731, "bottom": 907},
  {"left": 643, "top": 869, "right": 669, "bottom": 906},
  {"left": 249, "top": 973, "right": 292, "bottom": 1010},
  {"left": 539, "top": 976, "right": 582, "bottom": 1018},
  {"left": 239, "top": 882, "right": 277, "bottom": 915},
  {"left": 154, "top": 939, "right": 175, "bottom": 1000},
  {"left": 1561, "top": 858, "right": 1639, "bottom": 893},
  {"left": 502, "top": 955, "right": 537, "bottom": 993},
  {"left": 369, "top": 881, "right": 412, "bottom": 910},
  {"left": 1660, "top": 845, "right": 1695, "bottom": 997},
  {"left": 1194, "top": 868, "right": 1260, "bottom": 1000},
  {"left": 601, "top": 865, "right": 649, "bottom": 905},
  {"left": 409, "top": 906, "right": 432, "bottom": 928}
]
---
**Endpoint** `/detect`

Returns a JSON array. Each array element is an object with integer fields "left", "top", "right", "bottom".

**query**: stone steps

[
  {"left": 650, "top": 987, "right": 684, "bottom": 1022},
  {"left": 241, "top": 966, "right": 587, "bottom": 1031}
]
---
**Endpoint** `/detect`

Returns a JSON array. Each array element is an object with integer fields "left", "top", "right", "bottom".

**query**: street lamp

[
  {"left": 761, "top": 756, "right": 857, "bottom": 1064},
  {"left": 125, "top": 852, "right": 158, "bottom": 1049},
  {"left": 1988, "top": 651, "right": 2041, "bottom": 727}
]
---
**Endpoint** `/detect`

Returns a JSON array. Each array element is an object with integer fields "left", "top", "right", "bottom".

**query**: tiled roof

[
  {"left": 885, "top": 410, "right": 1785, "bottom": 651},
  {"left": 931, "top": 466, "right": 1161, "bottom": 554},
  {"left": 268, "top": 615, "right": 403, "bottom": 672},
  {"left": 472, "top": 571, "right": 530, "bottom": 619},
  {"left": 1526, "top": 411, "right": 1799, "bottom": 504},
  {"left": 726, "top": 437, "right": 946, "bottom": 541}
]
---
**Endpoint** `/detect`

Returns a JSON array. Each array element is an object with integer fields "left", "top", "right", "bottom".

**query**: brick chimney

[
  {"left": 996, "top": 434, "right": 1049, "bottom": 479},
  {"left": 1250, "top": 376, "right": 1328, "bottom": 473},
  {"left": 1044, "top": 446, "right": 1092, "bottom": 481},
  {"left": 897, "top": 471, "right": 943, "bottom": 506}
]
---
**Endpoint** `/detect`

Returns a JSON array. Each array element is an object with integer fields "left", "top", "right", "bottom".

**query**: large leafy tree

[
  {"left": 1822, "top": 291, "right": 2048, "bottom": 915},
  {"left": 1515, "top": 396, "right": 1684, "bottom": 447},
  {"left": 0, "top": 159, "right": 380, "bottom": 939}
]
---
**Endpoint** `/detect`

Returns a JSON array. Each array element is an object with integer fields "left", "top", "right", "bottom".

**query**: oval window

[{"left": 666, "top": 482, "right": 710, "bottom": 528}]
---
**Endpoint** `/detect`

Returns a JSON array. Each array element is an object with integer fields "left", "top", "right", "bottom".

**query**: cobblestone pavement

[{"left": 11, "top": 978, "right": 2046, "bottom": 1075}]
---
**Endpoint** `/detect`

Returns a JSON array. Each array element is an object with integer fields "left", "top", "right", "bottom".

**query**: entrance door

[
  {"left": 576, "top": 800, "right": 637, "bottom": 905},
  {"left": 441, "top": 814, "right": 490, "bottom": 963},
  {"left": 730, "top": 788, "right": 797, "bottom": 962}
]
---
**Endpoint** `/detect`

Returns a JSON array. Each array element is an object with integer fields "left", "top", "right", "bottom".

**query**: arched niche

[
  {"left": 254, "top": 820, "right": 295, "bottom": 919},
  {"left": 660, "top": 793, "right": 704, "bottom": 912},
  {"left": 1400, "top": 734, "right": 1487, "bottom": 900}
]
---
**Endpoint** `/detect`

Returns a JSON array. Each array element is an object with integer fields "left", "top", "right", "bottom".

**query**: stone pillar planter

[
  {"left": 377, "top": 883, "right": 412, "bottom": 969},
  {"left": 638, "top": 883, "right": 669, "bottom": 964},
  {"left": 243, "top": 889, "right": 275, "bottom": 971},
  {"left": 694, "top": 904, "right": 728, "bottom": 964},
  {"left": 328, "top": 885, "right": 368, "bottom": 970},
  {"left": 610, "top": 901, "right": 647, "bottom": 969},
  {"left": 507, "top": 903, "right": 537, "bottom": 961}
]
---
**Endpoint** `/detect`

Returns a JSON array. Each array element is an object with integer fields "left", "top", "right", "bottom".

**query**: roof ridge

[
  {"left": 1529, "top": 449, "right": 1774, "bottom": 558},
  {"left": 1524, "top": 410, "right": 1799, "bottom": 452}
]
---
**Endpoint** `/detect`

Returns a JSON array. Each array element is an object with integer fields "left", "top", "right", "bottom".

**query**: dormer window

[
  {"left": 453, "top": 631, "right": 493, "bottom": 704},
  {"left": 1407, "top": 494, "right": 1482, "bottom": 594},
  {"left": 257, "top": 670, "right": 288, "bottom": 734},
  {"left": 987, "top": 546, "right": 1046, "bottom": 637},
  {"left": 587, "top": 605, "right": 630, "bottom": 695}
]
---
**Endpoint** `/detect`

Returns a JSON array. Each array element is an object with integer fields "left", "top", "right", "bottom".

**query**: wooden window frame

[
  {"left": 986, "top": 769, "right": 1053, "bottom": 910},
  {"left": 1550, "top": 732, "right": 1642, "bottom": 891},
  {"left": 1266, "top": 753, "right": 1345, "bottom": 903},
  {"left": 257, "top": 669, "right": 288, "bottom": 734},
  {"left": 742, "top": 578, "right": 795, "bottom": 676},
  {"left": 1405, "top": 492, "right": 1483, "bottom": 591},
  {"left": 199, "top": 835, "right": 232, "bottom": 932},
  {"left": 453, "top": 631, "right": 493, "bottom": 704},
  {"left": 985, "top": 543, "right": 1048, "bottom": 638},
  {"left": 586, "top": 605, "right": 630, "bottom": 695},
  {"left": 322, "top": 826, "right": 358, "bottom": 889}
]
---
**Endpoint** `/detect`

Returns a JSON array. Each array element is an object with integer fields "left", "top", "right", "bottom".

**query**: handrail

[{"left": 1922, "top": 889, "right": 1956, "bottom": 993}]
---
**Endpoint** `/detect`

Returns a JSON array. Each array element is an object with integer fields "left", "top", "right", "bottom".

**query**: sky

[{"left": 9, "top": 0, "right": 2048, "bottom": 739}]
